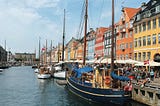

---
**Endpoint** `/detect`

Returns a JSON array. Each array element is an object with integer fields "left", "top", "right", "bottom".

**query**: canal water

[{"left": 0, "top": 66, "right": 147, "bottom": 106}]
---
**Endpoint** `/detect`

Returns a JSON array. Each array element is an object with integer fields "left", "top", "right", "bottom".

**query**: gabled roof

[
  {"left": 65, "top": 37, "right": 80, "bottom": 47},
  {"left": 124, "top": 7, "right": 141, "bottom": 19}
]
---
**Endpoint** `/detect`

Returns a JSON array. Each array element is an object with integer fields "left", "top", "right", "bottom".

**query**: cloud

[{"left": 0, "top": 0, "right": 63, "bottom": 53}]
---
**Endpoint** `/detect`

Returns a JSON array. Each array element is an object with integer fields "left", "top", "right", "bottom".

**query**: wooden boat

[
  {"left": 67, "top": 66, "right": 130, "bottom": 105},
  {"left": 37, "top": 67, "right": 51, "bottom": 79},
  {"left": 67, "top": 0, "right": 131, "bottom": 105}
]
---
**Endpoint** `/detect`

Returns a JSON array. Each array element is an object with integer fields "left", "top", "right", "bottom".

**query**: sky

[{"left": 0, "top": 0, "right": 149, "bottom": 55}]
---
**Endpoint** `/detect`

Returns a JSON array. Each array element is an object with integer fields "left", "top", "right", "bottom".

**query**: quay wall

[{"left": 132, "top": 83, "right": 160, "bottom": 106}]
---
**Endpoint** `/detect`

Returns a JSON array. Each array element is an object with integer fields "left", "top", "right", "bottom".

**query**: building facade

[
  {"left": 15, "top": 53, "right": 35, "bottom": 65},
  {"left": 116, "top": 7, "right": 140, "bottom": 60},
  {"left": 86, "top": 28, "right": 96, "bottom": 61},
  {"left": 95, "top": 27, "right": 108, "bottom": 60},
  {"left": 65, "top": 37, "right": 79, "bottom": 61},
  {"left": 134, "top": 0, "right": 160, "bottom": 61}
]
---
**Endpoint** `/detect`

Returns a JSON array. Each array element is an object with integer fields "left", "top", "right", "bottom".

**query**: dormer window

[
  {"left": 152, "top": 0, "right": 157, "bottom": 6},
  {"left": 156, "top": 5, "right": 160, "bottom": 13}
]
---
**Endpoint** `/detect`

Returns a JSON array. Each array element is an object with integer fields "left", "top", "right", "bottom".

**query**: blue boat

[{"left": 67, "top": 66, "right": 130, "bottom": 105}]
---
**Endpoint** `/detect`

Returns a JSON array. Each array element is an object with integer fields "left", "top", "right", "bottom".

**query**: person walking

[{"left": 150, "top": 68, "right": 154, "bottom": 81}]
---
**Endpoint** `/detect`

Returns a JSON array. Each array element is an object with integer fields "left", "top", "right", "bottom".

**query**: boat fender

[{"left": 105, "top": 76, "right": 111, "bottom": 84}]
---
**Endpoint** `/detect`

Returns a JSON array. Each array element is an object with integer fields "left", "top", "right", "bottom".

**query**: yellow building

[
  {"left": 65, "top": 37, "right": 80, "bottom": 61},
  {"left": 134, "top": 1, "right": 160, "bottom": 62}
]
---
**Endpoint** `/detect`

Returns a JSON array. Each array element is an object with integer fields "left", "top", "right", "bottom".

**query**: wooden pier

[{"left": 132, "top": 79, "right": 160, "bottom": 106}]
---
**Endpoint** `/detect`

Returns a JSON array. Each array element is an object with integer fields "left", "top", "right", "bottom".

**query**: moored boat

[
  {"left": 53, "top": 71, "right": 66, "bottom": 79},
  {"left": 0, "top": 69, "right": 3, "bottom": 73},
  {"left": 37, "top": 67, "right": 51, "bottom": 79},
  {"left": 34, "top": 68, "right": 39, "bottom": 73},
  {"left": 53, "top": 62, "right": 66, "bottom": 79},
  {"left": 67, "top": 66, "right": 130, "bottom": 105},
  {"left": 37, "top": 73, "right": 51, "bottom": 79}
]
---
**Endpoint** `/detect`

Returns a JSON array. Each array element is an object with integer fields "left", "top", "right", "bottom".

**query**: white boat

[
  {"left": 54, "top": 61, "right": 65, "bottom": 71},
  {"left": 34, "top": 68, "right": 39, "bottom": 73},
  {"left": 37, "top": 67, "right": 51, "bottom": 79},
  {"left": 37, "top": 73, "right": 51, "bottom": 79},
  {"left": 53, "top": 71, "right": 66, "bottom": 79},
  {"left": 0, "top": 69, "right": 3, "bottom": 73}
]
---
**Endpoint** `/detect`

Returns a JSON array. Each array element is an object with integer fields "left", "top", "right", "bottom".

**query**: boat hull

[
  {"left": 67, "top": 77, "right": 129, "bottom": 105},
  {"left": 37, "top": 74, "right": 51, "bottom": 79},
  {"left": 53, "top": 71, "right": 66, "bottom": 79},
  {"left": 0, "top": 69, "right": 3, "bottom": 73}
]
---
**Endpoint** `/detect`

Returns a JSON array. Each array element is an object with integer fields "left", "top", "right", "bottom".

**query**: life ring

[{"left": 105, "top": 76, "right": 111, "bottom": 85}]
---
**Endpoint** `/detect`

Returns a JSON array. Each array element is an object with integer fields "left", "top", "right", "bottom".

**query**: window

[
  {"left": 143, "top": 36, "right": 146, "bottom": 46},
  {"left": 134, "top": 38, "right": 137, "bottom": 47},
  {"left": 158, "top": 33, "right": 160, "bottom": 44},
  {"left": 159, "top": 17, "right": 160, "bottom": 27},
  {"left": 130, "top": 42, "right": 132, "bottom": 48},
  {"left": 126, "top": 54, "right": 128, "bottom": 60},
  {"left": 152, "top": 34, "right": 156, "bottom": 45},
  {"left": 139, "top": 24, "right": 141, "bottom": 32},
  {"left": 138, "top": 53, "right": 141, "bottom": 61},
  {"left": 126, "top": 43, "right": 128, "bottom": 49},
  {"left": 143, "top": 52, "right": 146, "bottom": 61},
  {"left": 147, "top": 35, "right": 151, "bottom": 45},
  {"left": 156, "top": 5, "right": 160, "bottom": 13},
  {"left": 147, "top": 52, "right": 151, "bottom": 60},
  {"left": 129, "top": 53, "right": 132, "bottom": 59},
  {"left": 134, "top": 53, "right": 137, "bottom": 61},
  {"left": 147, "top": 20, "right": 151, "bottom": 30},
  {"left": 126, "top": 23, "right": 128, "bottom": 28},
  {"left": 153, "top": 19, "right": 156, "bottom": 29},
  {"left": 134, "top": 25, "right": 137, "bottom": 33},
  {"left": 143, "top": 22, "right": 146, "bottom": 31},
  {"left": 138, "top": 37, "right": 141, "bottom": 47},
  {"left": 129, "top": 31, "right": 133, "bottom": 37},
  {"left": 120, "top": 55, "right": 122, "bottom": 60}
]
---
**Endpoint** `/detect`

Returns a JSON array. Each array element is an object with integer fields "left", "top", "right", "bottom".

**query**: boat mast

[
  {"left": 39, "top": 37, "right": 41, "bottom": 65},
  {"left": 62, "top": 9, "right": 65, "bottom": 62},
  {"left": 50, "top": 40, "right": 52, "bottom": 65},
  {"left": 111, "top": 0, "right": 114, "bottom": 72},
  {"left": 46, "top": 39, "right": 47, "bottom": 65},
  {"left": 83, "top": 0, "right": 88, "bottom": 65}
]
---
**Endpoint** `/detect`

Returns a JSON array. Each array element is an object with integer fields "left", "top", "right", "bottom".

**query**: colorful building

[
  {"left": 95, "top": 27, "right": 108, "bottom": 60},
  {"left": 134, "top": 0, "right": 160, "bottom": 61},
  {"left": 65, "top": 37, "right": 79, "bottom": 61},
  {"left": 116, "top": 7, "right": 140, "bottom": 60},
  {"left": 86, "top": 28, "right": 96, "bottom": 61}
]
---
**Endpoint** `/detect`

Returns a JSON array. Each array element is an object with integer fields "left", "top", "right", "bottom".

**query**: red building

[
  {"left": 95, "top": 27, "right": 108, "bottom": 60},
  {"left": 116, "top": 7, "right": 140, "bottom": 60}
]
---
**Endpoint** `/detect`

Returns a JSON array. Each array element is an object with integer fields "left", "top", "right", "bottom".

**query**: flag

[{"left": 42, "top": 47, "right": 45, "bottom": 51}]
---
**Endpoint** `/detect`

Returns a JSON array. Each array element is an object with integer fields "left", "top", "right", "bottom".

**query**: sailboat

[
  {"left": 34, "top": 37, "right": 41, "bottom": 73},
  {"left": 37, "top": 39, "right": 51, "bottom": 79},
  {"left": 53, "top": 9, "right": 67, "bottom": 80},
  {"left": 67, "top": 0, "right": 131, "bottom": 105}
]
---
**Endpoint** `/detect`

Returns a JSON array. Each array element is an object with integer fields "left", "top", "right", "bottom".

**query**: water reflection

[{"left": 0, "top": 66, "right": 147, "bottom": 106}]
